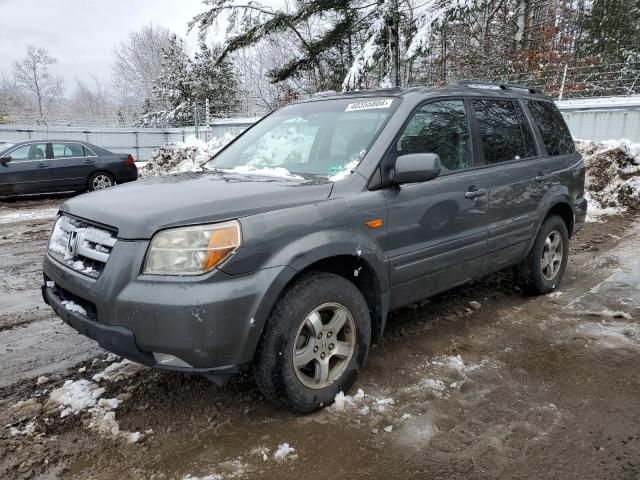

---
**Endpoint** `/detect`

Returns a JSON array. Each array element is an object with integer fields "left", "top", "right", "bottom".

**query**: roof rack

[{"left": 455, "top": 80, "right": 544, "bottom": 95}]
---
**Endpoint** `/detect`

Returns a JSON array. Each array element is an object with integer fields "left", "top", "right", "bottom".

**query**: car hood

[{"left": 60, "top": 172, "right": 333, "bottom": 239}]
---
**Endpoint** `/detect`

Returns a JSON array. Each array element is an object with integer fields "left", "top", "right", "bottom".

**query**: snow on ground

[
  {"left": 576, "top": 138, "right": 640, "bottom": 214},
  {"left": 0, "top": 207, "right": 58, "bottom": 224},
  {"left": 576, "top": 320, "right": 639, "bottom": 349}
]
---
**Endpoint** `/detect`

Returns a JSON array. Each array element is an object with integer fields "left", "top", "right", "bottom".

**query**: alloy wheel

[
  {"left": 292, "top": 302, "right": 356, "bottom": 389},
  {"left": 92, "top": 174, "right": 113, "bottom": 190},
  {"left": 541, "top": 229, "right": 564, "bottom": 281}
]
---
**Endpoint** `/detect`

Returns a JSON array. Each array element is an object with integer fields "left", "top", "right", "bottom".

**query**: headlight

[{"left": 143, "top": 220, "right": 241, "bottom": 275}]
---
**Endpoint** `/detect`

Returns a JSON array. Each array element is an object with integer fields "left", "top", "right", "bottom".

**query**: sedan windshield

[
  {"left": 0, "top": 143, "right": 14, "bottom": 155},
  {"left": 207, "top": 97, "right": 398, "bottom": 178}
]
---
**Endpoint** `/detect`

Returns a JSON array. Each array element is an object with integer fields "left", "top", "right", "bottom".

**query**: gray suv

[{"left": 42, "top": 84, "right": 586, "bottom": 412}]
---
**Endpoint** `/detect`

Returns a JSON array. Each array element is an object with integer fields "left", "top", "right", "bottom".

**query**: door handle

[
  {"left": 38, "top": 163, "right": 48, "bottom": 168},
  {"left": 535, "top": 172, "right": 550, "bottom": 182},
  {"left": 84, "top": 159, "right": 94, "bottom": 163},
  {"left": 464, "top": 187, "right": 487, "bottom": 199}
]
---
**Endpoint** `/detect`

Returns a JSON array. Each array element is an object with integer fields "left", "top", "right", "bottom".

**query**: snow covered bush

[
  {"left": 576, "top": 139, "right": 640, "bottom": 212},
  {"left": 140, "top": 134, "right": 235, "bottom": 177}
]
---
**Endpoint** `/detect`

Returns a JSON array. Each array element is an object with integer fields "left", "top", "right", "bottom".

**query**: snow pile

[
  {"left": 273, "top": 443, "right": 296, "bottom": 461},
  {"left": 329, "top": 389, "right": 397, "bottom": 415},
  {"left": 141, "top": 134, "right": 234, "bottom": 177},
  {"left": 9, "top": 422, "right": 36, "bottom": 436},
  {"left": 576, "top": 138, "right": 640, "bottom": 212},
  {"left": 92, "top": 359, "right": 143, "bottom": 382},
  {"left": 49, "top": 379, "right": 105, "bottom": 417},
  {"left": 46, "top": 361, "right": 144, "bottom": 442}
]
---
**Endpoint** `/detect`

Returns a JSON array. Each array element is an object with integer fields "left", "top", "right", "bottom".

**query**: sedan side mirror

[
  {"left": 0, "top": 156, "right": 10, "bottom": 165},
  {"left": 393, "top": 153, "right": 441, "bottom": 184}
]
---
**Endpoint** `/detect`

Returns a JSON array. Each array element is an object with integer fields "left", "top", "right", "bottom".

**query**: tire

[
  {"left": 516, "top": 215, "right": 569, "bottom": 294},
  {"left": 252, "top": 272, "right": 371, "bottom": 413},
  {"left": 88, "top": 172, "right": 115, "bottom": 191}
]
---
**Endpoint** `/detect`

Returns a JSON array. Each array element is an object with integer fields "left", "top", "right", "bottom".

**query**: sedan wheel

[
  {"left": 293, "top": 302, "right": 356, "bottom": 389},
  {"left": 92, "top": 174, "right": 113, "bottom": 190}
]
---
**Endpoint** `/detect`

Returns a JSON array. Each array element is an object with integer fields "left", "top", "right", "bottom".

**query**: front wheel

[
  {"left": 516, "top": 215, "right": 569, "bottom": 294},
  {"left": 253, "top": 272, "right": 371, "bottom": 413}
]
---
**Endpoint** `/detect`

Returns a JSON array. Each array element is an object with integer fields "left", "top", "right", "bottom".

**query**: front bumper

[{"left": 42, "top": 239, "right": 294, "bottom": 379}]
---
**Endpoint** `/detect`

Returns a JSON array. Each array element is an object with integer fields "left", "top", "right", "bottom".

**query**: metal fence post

[
  {"left": 134, "top": 131, "right": 140, "bottom": 160},
  {"left": 193, "top": 101, "right": 199, "bottom": 140},
  {"left": 205, "top": 98, "right": 210, "bottom": 142}
]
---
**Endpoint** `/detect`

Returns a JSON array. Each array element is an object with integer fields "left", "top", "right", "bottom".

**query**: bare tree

[
  {"left": 111, "top": 24, "right": 174, "bottom": 104},
  {"left": 13, "top": 45, "right": 64, "bottom": 117},
  {"left": 71, "top": 76, "right": 114, "bottom": 123}
]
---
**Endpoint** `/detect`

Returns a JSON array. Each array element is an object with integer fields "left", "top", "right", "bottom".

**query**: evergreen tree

[
  {"left": 141, "top": 37, "right": 239, "bottom": 126},
  {"left": 580, "top": 0, "right": 640, "bottom": 63}
]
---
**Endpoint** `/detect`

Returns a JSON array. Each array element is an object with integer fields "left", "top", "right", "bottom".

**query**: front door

[
  {"left": 0, "top": 143, "right": 51, "bottom": 195},
  {"left": 384, "top": 99, "right": 490, "bottom": 309}
]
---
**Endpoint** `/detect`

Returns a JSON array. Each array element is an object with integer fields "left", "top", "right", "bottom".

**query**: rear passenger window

[
  {"left": 397, "top": 100, "right": 471, "bottom": 173},
  {"left": 52, "top": 143, "right": 85, "bottom": 158},
  {"left": 527, "top": 100, "right": 575, "bottom": 156},
  {"left": 472, "top": 99, "right": 536, "bottom": 164}
]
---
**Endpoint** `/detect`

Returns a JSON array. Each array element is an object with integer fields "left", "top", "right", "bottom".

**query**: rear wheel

[
  {"left": 516, "top": 215, "right": 569, "bottom": 294},
  {"left": 88, "top": 172, "right": 115, "bottom": 191},
  {"left": 253, "top": 272, "right": 371, "bottom": 413}
]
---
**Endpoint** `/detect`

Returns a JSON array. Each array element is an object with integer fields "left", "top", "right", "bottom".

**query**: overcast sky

[{"left": 0, "top": 0, "right": 210, "bottom": 95}]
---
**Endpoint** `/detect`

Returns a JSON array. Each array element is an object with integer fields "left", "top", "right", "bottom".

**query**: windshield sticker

[{"left": 345, "top": 98, "right": 393, "bottom": 112}]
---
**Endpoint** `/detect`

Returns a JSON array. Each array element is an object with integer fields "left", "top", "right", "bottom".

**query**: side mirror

[
  {"left": 393, "top": 153, "right": 441, "bottom": 184},
  {"left": 0, "top": 156, "right": 10, "bottom": 165}
]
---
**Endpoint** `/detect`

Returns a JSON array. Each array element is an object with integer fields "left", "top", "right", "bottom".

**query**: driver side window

[
  {"left": 397, "top": 100, "right": 471, "bottom": 173},
  {"left": 8, "top": 144, "right": 47, "bottom": 162}
]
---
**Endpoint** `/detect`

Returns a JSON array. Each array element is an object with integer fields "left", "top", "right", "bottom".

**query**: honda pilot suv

[{"left": 42, "top": 84, "right": 586, "bottom": 413}]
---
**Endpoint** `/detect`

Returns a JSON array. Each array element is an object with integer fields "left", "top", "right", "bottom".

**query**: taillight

[{"left": 125, "top": 154, "right": 135, "bottom": 166}]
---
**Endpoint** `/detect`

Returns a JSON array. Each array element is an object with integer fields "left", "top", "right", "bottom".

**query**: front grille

[{"left": 48, "top": 215, "right": 117, "bottom": 278}]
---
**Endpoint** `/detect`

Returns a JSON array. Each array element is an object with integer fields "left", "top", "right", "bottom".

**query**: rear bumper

[{"left": 573, "top": 196, "right": 588, "bottom": 235}]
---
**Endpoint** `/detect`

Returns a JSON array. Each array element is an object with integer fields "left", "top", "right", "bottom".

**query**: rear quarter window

[{"left": 527, "top": 100, "right": 575, "bottom": 156}]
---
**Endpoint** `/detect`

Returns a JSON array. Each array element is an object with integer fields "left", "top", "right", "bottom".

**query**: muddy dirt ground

[{"left": 0, "top": 196, "right": 639, "bottom": 480}]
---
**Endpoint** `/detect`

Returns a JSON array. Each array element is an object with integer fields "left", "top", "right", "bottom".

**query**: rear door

[
  {"left": 49, "top": 142, "right": 95, "bottom": 189},
  {"left": 0, "top": 143, "right": 51, "bottom": 195},
  {"left": 384, "top": 98, "right": 490, "bottom": 308},
  {"left": 469, "top": 97, "right": 548, "bottom": 272},
  {"left": 525, "top": 99, "right": 583, "bottom": 207}
]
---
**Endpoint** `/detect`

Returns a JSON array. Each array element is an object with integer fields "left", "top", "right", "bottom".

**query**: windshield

[
  {"left": 208, "top": 97, "right": 398, "bottom": 178},
  {"left": 0, "top": 143, "right": 14, "bottom": 156}
]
